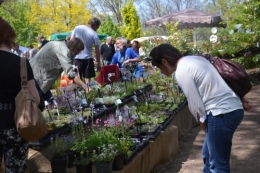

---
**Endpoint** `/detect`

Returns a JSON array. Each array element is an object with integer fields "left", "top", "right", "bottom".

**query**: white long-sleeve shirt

[{"left": 175, "top": 56, "right": 243, "bottom": 120}]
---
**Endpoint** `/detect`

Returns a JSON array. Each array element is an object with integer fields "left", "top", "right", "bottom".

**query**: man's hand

[{"left": 123, "top": 59, "right": 130, "bottom": 66}]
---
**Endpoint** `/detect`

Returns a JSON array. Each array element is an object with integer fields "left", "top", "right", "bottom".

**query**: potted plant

[
  {"left": 74, "top": 154, "right": 92, "bottom": 173},
  {"left": 92, "top": 143, "right": 118, "bottom": 173},
  {"left": 113, "top": 136, "right": 133, "bottom": 170},
  {"left": 49, "top": 135, "right": 73, "bottom": 173}
]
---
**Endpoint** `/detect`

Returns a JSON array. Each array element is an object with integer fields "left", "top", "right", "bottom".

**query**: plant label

[
  {"left": 92, "top": 85, "right": 99, "bottom": 89},
  {"left": 106, "top": 85, "right": 112, "bottom": 90},
  {"left": 81, "top": 99, "right": 87, "bottom": 105},
  {"left": 115, "top": 99, "right": 122, "bottom": 106},
  {"left": 132, "top": 95, "right": 138, "bottom": 102},
  {"left": 78, "top": 91, "right": 83, "bottom": 96},
  {"left": 119, "top": 115, "right": 123, "bottom": 122}
]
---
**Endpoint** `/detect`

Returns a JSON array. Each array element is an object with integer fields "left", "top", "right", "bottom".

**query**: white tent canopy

[{"left": 131, "top": 36, "right": 168, "bottom": 43}]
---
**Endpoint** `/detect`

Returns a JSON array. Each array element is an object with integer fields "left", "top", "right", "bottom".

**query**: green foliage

[
  {"left": 0, "top": 0, "right": 39, "bottom": 46},
  {"left": 92, "top": 144, "right": 118, "bottom": 162},
  {"left": 51, "top": 77, "right": 61, "bottom": 89},
  {"left": 165, "top": 22, "right": 200, "bottom": 55},
  {"left": 208, "top": 0, "right": 260, "bottom": 57},
  {"left": 49, "top": 135, "right": 74, "bottom": 158},
  {"left": 86, "top": 128, "right": 118, "bottom": 151},
  {"left": 232, "top": 55, "right": 260, "bottom": 69},
  {"left": 120, "top": 0, "right": 141, "bottom": 40},
  {"left": 70, "top": 121, "right": 94, "bottom": 161},
  {"left": 98, "top": 16, "right": 121, "bottom": 38}
]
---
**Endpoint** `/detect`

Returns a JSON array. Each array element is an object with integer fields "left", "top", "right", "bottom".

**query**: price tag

[
  {"left": 81, "top": 99, "right": 87, "bottom": 105},
  {"left": 132, "top": 95, "right": 138, "bottom": 102},
  {"left": 92, "top": 85, "right": 99, "bottom": 89},
  {"left": 131, "top": 114, "right": 137, "bottom": 120},
  {"left": 114, "top": 99, "right": 122, "bottom": 106},
  {"left": 119, "top": 115, "right": 123, "bottom": 122},
  {"left": 78, "top": 91, "right": 82, "bottom": 96},
  {"left": 122, "top": 76, "right": 127, "bottom": 81},
  {"left": 106, "top": 85, "right": 112, "bottom": 90},
  {"left": 125, "top": 110, "right": 129, "bottom": 117}
]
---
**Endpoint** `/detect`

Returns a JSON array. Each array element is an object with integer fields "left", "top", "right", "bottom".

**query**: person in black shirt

[
  {"left": 0, "top": 16, "right": 40, "bottom": 173},
  {"left": 100, "top": 36, "right": 115, "bottom": 65},
  {"left": 37, "top": 34, "right": 49, "bottom": 50}
]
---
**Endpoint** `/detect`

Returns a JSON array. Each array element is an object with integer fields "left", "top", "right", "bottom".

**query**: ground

[{"left": 154, "top": 68, "right": 260, "bottom": 173}]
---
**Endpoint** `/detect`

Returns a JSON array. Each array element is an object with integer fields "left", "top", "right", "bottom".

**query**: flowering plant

[
  {"left": 49, "top": 135, "right": 74, "bottom": 158},
  {"left": 92, "top": 144, "right": 118, "bottom": 163}
]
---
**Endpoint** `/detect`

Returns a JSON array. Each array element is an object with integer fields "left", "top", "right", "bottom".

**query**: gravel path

[{"left": 155, "top": 84, "right": 260, "bottom": 173}]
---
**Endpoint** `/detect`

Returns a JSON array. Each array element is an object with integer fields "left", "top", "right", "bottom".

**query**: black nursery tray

[
  {"left": 29, "top": 123, "right": 71, "bottom": 150},
  {"left": 131, "top": 137, "right": 150, "bottom": 152},
  {"left": 140, "top": 125, "right": 161, "bottom": 140},
  {"left": 129, "top": 123, "right": 147, "bottom": 138},
  {"left": 124, "top": 144, "right": 139, "bottom": 165},
  {"left": 29, "top": 132, "right": 52, "bottom": 150}
]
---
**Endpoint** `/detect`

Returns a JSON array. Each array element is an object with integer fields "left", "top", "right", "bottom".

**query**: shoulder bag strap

[{"left": 20, "top": 57, "right": 28, "bottom": 87}]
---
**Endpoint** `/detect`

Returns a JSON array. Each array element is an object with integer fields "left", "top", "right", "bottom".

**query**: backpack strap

[{"left": 20, "top": 57, "right": 28, "bottom": 87}]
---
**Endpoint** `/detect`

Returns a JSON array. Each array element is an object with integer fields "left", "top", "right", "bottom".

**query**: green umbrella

[{"left": 49, "top": 32, "right": 108, "bottom": 41}]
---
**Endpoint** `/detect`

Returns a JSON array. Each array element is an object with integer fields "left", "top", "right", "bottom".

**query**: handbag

[
  {"left": 14, "top": 57, "right": 47, "bottom": 141},
  {"left": 205, "top": 56, "right": 252, "bottom": 98}
]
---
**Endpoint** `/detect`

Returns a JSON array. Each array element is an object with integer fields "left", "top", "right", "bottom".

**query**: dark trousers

[{"left": 34, "top": 79, "right": 53, "bottom": 112}]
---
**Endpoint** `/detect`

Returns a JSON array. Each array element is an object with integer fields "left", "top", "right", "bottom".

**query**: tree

[
  {"left": 136, "top": 0, "right": 203, "bottom": 26},
  {"left": 120, "top": 0, "right": 141, "bottom": 40},
  {"left": 225, "top": 0, "right": 260, "bottom": 47},
  {"left": 202, "top": 0, "right": 243, "bottom": 17},
  {"left": 28, "top": 0, "right": 91, "bottom": 37},
  {"left": 98, "top": 16, "right": 121, "bottom": 38},
  {"left": 0, "top": 0, "right": 39, "bottom": 46},
  {"left": 88, "top": 0, "right": 138, "bottom": 23}
]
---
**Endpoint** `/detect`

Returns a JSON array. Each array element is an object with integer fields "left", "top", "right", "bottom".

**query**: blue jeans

[
  {"left": 202, "top": 109, "right": 244, "bottom": 173},
  {"left": 135, "top": 65, "right": 144, "bottom": 78}
]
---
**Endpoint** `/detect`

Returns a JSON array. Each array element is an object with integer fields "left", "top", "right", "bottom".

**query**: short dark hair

[
  {"left": 88, "top": 17, "right": 101, "bottom": 28},
  {"left": 150, "top": 43, "right": 182, "bottom": 68},
  {"left": 67, "top": 37, "right": 84, "bottom": 51},
  {"left": 0, "top": 16, "right": 16, "bottom": 49},
  {"left": 29, "top": 44, "right": 34, "bottom": 49},
  {"left": 38, "top": 34, "right": 44, "bottom": 39}
]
